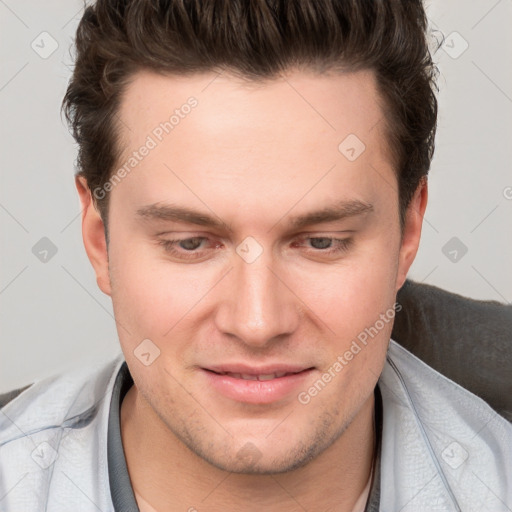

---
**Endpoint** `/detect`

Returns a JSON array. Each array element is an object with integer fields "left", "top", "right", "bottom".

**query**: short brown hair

[{"left": 62, "top": 0, "right": 438, "bottom": 234}]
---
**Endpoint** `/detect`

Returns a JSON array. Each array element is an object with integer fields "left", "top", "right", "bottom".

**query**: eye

[
  {"left": 174, "top": 237, "right": 205, "bottom": 251},
  {"left": 157, "top": 236, "right": 217, "bottom": 260},
  {"left": 292, "top": 236, "right": 353, "bottom": 257},
  {"left": 308, "top": 237, "right": 334, "bottom": 249},
  {"left": 156, "top": 234, "right": 353, "bottom": 262}
]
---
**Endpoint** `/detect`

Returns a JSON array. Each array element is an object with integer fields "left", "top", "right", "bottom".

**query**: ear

[
  {"left": 75, "top": 176, "right": 112, "bottom": 296},
  {"left": 395, "top": 178, "right": 428, "bottom": 291}
]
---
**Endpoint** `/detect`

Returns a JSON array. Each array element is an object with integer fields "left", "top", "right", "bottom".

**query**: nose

[{"left": 214, "top": 252, "right": 299, "bottom": 348}]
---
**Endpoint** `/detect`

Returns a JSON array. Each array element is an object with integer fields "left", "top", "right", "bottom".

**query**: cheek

[
  {"left": 293, "top": 239, "right": 399, "bottom": 339},
  {"left": 294, "top": 250, "right": 396, "bottom": 412},
  {"left": 109, "top": 241, "right": 204, "bottom": 344}
]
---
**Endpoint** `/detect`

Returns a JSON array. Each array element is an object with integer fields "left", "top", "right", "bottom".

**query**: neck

[{"left": 121, "top": 385, "right": 376, "bottom": 512}]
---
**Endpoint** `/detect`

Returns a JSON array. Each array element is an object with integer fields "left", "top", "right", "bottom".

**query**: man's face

[{"left": 86, "top": 69, "right": 423, "bottom": 473}]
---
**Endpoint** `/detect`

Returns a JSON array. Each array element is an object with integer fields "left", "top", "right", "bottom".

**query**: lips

[
  {"left": 201, "top": 364, "right": 315, "bottom": 404},
  {"left": 214, "top": 371, "right": 297, "bottom": 381},
  {"left": 204, "top": 363, "right": 311, "bottom": 376}
]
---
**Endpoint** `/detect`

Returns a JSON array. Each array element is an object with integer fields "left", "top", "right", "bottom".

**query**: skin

[{"left": 77, "top": 68, "right": 427, "bottom": 511}]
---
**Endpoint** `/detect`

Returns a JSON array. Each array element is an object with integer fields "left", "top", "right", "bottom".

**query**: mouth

[
  {"left": 205, "top": 369, "right": 306, "bottom": 381},
  {"left": 201, "top": 366, "right": 315, "bottom": 404}
]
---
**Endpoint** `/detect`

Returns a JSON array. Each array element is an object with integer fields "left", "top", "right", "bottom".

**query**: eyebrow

[
  {"left": 288, "top": 199, "right": 374, "bottom": 229},
  {"left": 136, "top": 203, "right": 230, "bottom": 230},
  {"left": 136, "top": 199, "right": 374, "bottom": 231}
]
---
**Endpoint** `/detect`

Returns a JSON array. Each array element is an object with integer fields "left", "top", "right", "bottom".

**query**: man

[{"left": 0, "top": 1, "right": 510, "bottom": 511}]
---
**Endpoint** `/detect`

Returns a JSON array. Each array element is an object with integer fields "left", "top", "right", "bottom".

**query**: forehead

[
  {"left": 118, "top": 68, "right": 386, "bottom": 149},
  {"left": 112, "top": 68, "right": 395, "bottom": 223}
]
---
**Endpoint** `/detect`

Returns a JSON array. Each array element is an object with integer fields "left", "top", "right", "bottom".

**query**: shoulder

[
  {"left": 379, "top": 340, "right": 512, "bottom": 510},
  {"left": 393, "top": 279, "right": 512, "bottom": 421},
  {"left": 0, "top": 354, "right": 125, "bottom": 445},
  {"left": 0, "top": 384, "right": 33, "bottom": 409},
  {"left": 384, "top": 339, "right": 511, "bottom": 426},
  {"left": 0, "top": 353, "right": 126, "bottom": 511}
]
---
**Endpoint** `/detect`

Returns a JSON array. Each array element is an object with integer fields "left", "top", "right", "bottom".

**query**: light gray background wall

[{"left": 1, "top": 0, "right": 511, "bottom": 392}]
